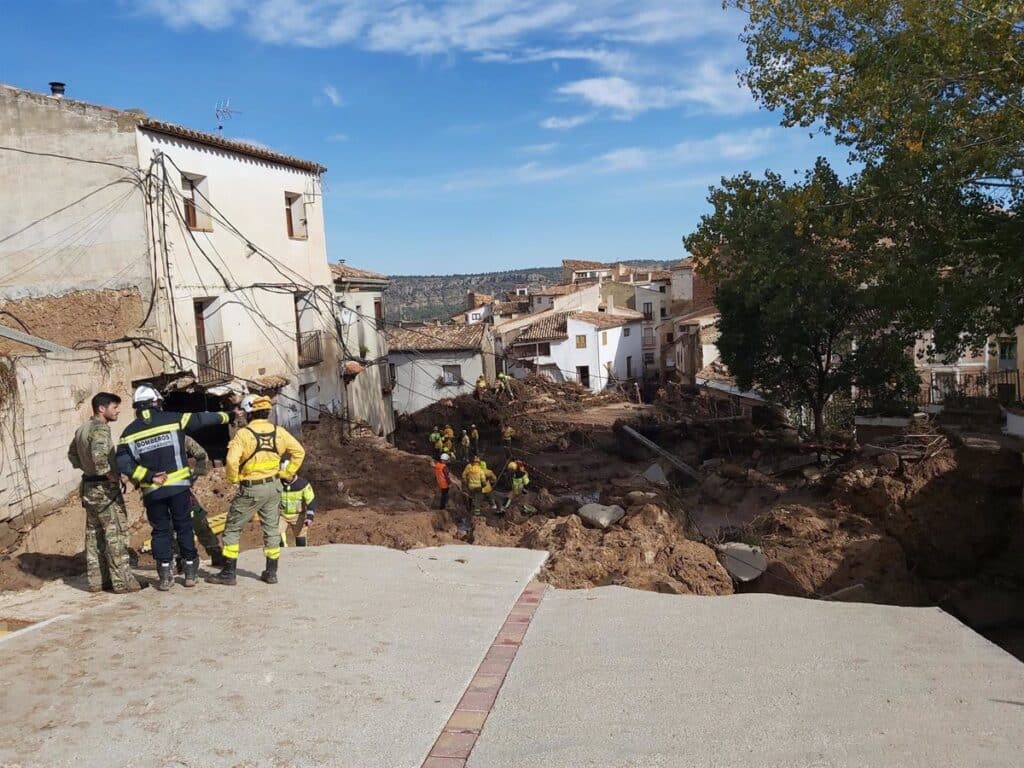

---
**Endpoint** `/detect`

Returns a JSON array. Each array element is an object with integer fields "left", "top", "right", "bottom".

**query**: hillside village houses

[
  {"left": 0, "top": 82, "right": 389, "bottom": 528},
  {"left": 388, "top": 324, "right": 497, "bottom": 415}
]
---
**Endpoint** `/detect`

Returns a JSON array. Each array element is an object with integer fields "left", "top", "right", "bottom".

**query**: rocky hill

[{"left": 387, "top": 261, "right": 675, "bottom": 322}]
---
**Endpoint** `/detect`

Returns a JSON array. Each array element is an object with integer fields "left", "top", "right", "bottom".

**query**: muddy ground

[{"left": 3, "top": 378, "right": 1022, "bottom": 659}]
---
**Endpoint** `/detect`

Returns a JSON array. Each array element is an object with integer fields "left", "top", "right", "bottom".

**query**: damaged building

[{"left": 0, "top": 81, "right": 344, "bottom": 525}]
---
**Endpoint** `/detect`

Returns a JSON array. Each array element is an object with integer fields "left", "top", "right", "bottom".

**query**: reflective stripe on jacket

[
  {"left": 280, "top": 477, "right": 316, "bottom": 519},
  {"left": 225, "top": 418, "right": 305, "bottom": 484},
  {"left": 116, "top": 409, "right": 230, "bottom": 500}
]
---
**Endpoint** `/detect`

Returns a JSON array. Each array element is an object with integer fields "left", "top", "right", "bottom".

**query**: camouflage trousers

[{"left": 82, "top": 481, "right": 134, "bottom": 592}]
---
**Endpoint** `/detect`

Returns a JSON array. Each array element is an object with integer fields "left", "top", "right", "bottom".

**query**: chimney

[{"left": 49, "top": 82, "right": 66, "bottom": 99}]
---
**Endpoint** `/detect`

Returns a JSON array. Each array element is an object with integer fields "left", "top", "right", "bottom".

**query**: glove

[{"left": 304, "top": 513, "right": 315, "bottom": 527}]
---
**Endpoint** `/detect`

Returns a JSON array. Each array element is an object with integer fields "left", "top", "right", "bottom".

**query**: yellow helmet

[
  {"left": 508, "top": 461, "right": 518, "bottom": 470},
  {"left": 245, "top": 395, "right": 273, "bottom": 412}
]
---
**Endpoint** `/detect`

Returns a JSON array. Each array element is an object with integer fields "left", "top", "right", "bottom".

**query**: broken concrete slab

[
  {"left": 577, "top": 503, "right": 625, "bottom": 530},
  {"left": 0, "top": 545, "right": 548, "bottom": 768},
  {"left": 469, "top": 589, "right": 1024, "bottom": 768},
  {"left": 716, "top": 542, "right": 768, "bottom": 582},
  {"left": 642, "top": 463, "right": 669, "bottom": 486}
]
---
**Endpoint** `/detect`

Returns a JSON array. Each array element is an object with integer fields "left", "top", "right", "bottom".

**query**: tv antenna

[{"left": 215, "top": 99, "right": 242, "bottom": 132}]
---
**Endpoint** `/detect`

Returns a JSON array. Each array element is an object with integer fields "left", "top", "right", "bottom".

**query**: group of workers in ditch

[
  {"left": 429, "top": 420, "right": 530, "bottom": 527},
  {"left": 68, "top": 385, "right": 316, "bottom": 594}
]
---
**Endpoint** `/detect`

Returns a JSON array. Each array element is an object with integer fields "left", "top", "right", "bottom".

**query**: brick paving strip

[{"left": 421, "top": 579, "right": 548, "bottom": 768}]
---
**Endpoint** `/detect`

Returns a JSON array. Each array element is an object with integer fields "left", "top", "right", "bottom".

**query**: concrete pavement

[
  {"left": 469, "top": 588, "right": 1024, "bottom": 768},
  {"left": 0, "top": 544, "right": 547, "bottom": 768}
]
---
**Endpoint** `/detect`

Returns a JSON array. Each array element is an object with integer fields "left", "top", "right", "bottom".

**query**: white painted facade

[{"left": 391, "top": 351, "right": 487, "bottom": 415}]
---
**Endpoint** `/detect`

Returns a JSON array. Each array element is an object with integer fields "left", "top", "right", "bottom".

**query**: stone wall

[{"left": 0, "top": 345, "right": 164, "bottom": 544}]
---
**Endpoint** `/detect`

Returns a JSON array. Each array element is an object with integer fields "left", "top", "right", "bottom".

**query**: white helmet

[
  {"left": 440, "top": 453, "right": 450, "bottom": 462},
  {"left": 132, "top": 384, "right": 163, "bottom": 406},
  {"left": 239, "top": 394, "right": 257, "bottom": 413}
]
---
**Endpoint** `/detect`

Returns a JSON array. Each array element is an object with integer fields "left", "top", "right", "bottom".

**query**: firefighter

[
  {"left": 116, "top": 385, "right": 231, "bottom": 591},
  {"left": 209, "top": 395, "right": 305, "bottom": 586},
  {"left": 428, "top": 426, "right": 442, "bottom": 449},
  {"left": 470, "top": 424, "right": 480, "bottom": 453},
  {"left": 443, "top": 424, "right": 455, "bottom": 441},
  {"left": 509, "top": 460, "right": 530, "bottom": 496},
  {"left": 459, "top": 430, "right": 471, "bottom": 461},
  {"left": 279, "top": 475, "right": 316, "bottom": 547},
  {"left": 434, "top": 452, "right": 451, "bottom": 510},
  {"left": 501, "top": 424, "right": 515, "bottom": 453},
  {"left": 474, "top": 374, "right": 488, "bottom": 400},
  {"left": 171, "top": 436, "right": 228, "bottom": 571},
  {"left": 462, "top": 456, "right": 487, "bottom": 513}
]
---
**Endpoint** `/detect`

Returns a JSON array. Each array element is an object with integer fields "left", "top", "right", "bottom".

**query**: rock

[
  {"left": 577, "top": 503, "right": 626, "bottom": 530},
  {"left": 654, "top": 578, "right": 687, "bottom": 594},
  {"left": 802, "top": 466, "right": 824, "bottom": 482},
  {"left": 716, "top": 542, "right": 768, "bottom": 582},
  {"left": 625, "top": 491, "right": 659, "bottom": 505},
  {"left": 702, "top": 457, "right": 724, "bottom": 471},
  {"left": 718, "top": 463, "right": 747, "bottom": 480},
  {"left": 642, "top": 463, "right": 669, "bottom": 487},
  {"left": 876, "top": 452, "right": 900, "bottom": 471}
]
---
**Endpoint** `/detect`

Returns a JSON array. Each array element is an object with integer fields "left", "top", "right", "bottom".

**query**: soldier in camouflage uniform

[{"left": 67, "top": 392, "right": 140, "bottom": 593}]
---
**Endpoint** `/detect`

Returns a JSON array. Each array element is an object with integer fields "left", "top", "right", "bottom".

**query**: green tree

[
  {"left": 731, "top": 0, "right": 1024, "bottom": 355},
  {"left": 686, "top": 160, "right": 917, "bottom": 440}
]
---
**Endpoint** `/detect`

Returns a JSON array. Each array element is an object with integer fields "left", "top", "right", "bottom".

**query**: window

[
  {"left": 623, "top": 327, "right": 630, "bottom": 337},
  {"left": 514, "top": 342, "right": 551, "bottom": 358},
  {"left": 471, "top": 313, "right": 481, "bottom": 321},
  {"left": 642, "top": 327, "right": 654, "bottom": 346},
  {"left": 644, "top": 353, "right": 655, "bottom": 365},
  {"left": 285, "top": 192, "right": 307, "bottom": 239},
  {"left": 538, "top": 342, "right": 551, "bottom": 356},
  {"left": 374, "top": 298, "right": 384, "bottom": 330},
  {"left": 659, "top": 285, "right": 667, "bottom": 293},
  {"left": 666, "top": 332, "right": 675, "bottom": 344},
  {"left": 660, "top": 306, "right": 667, "bottom": 319},
  {"left": 442, "top": 364, "right": 462, "bottom": 385},
  {"left": 643, "top": 302, "right": 653, "bottom": 321},
  {"left": 181, "top": 173, "right": 211, "bottom": 230},
  {"left": 388, "top": 363, "right": 396, "bottom": 386},
  {"left": 626, "top": 356, "right": 633, "bottom": 378},
  {"left": 575, "top": 334, "right": 587, "bottom": 349},
  {"left": 602, "top": 331, "right": 608, "bottom": 346}
]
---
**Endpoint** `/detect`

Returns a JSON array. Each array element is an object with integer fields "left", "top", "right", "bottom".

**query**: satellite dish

[{"left": 716, "top": 542, "right": 768, "bottom": 582}]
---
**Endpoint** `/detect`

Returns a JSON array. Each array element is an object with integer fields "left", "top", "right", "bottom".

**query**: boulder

[
  {"left": 577, "top": 503, "right": 626, "bottom": 530},
  {"left": 642, "top": 463, "right": 669, "bottom": 486},
  {"left": 717, "top": 463, "right": 747, "bottom": 480},
  {"left": 625, "top": 491, "right": 659, "bottom": 505}
]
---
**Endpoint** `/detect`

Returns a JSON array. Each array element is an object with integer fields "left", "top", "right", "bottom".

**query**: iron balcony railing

[
  {"left": 196, "top": 341, "right": 233, "bottom": 386},
  {"left": 927, "top": 369, "right": 1020, "bottom": 405},
  {"left": 297, "top": 330, "right": 324, "bottom": 368}
]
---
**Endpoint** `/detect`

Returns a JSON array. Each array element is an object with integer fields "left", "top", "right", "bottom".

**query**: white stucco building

[
  {"left": 508, "top": 310, "right": 643, "bottom": 392},
  {"left": 0, "top": 82, "right": 339, "bottom": 466},
  {"left": 0, "top": 82, "right": 345, "bottom": 527},
  {"left": 388, "top": 325, "right": 497, "bottom": 415},
  {"left": 333, "top": 263, "right": 395, "bottom": 436}
]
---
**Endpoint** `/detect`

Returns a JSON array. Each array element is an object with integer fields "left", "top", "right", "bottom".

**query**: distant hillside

[{"left": 387, "top": 261, "right": 676, "bottom": 322}]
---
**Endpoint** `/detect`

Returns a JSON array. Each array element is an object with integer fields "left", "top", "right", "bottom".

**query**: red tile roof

[
  {"left": 573, "top": 311, "right": 643, "bottom": 329},
  {"left": 331, "top": 263, "right": 389, "bottom": 282},
  {"left": 140, "top": 119, "right": 326, "bottom": 173},
  {"left": 511, "top": 312, "right": 571, "bottom": 343},
  {"left": 387, "top": 324, "right": 487, "bottom": 353}
]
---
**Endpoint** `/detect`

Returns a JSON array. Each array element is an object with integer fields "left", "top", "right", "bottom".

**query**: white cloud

[
  {"left": 558, "top": 77, "right": 644, "bottom": 113},
  {"left": 326, "top": 132, "right": 350, "bottom": 142},
  {"left": 330, "top": 126, "right": 781, "bottom": 198},
  {"left": 322, "top": 83, "right": 343, "bottom": 107},
  {"left": 541, "top": 114, "right": 593, "bottom": 130}
]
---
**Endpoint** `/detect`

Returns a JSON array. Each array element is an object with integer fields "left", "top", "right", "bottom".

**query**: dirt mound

[{"left": 748, "top": 503, "right": 929, "bottom": 605}]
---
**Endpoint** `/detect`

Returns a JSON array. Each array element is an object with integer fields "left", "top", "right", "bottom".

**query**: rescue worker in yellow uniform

[
  {"left": 459, "top": 430, "right": 471, "bottom": 461},
  {"left": 479, "top": 458, "right": 499, "bottom": 512},
  {"left": 462, "top": 456, "right": 487, "bottom": 513},
  {"left": 474, "top": 374, "right": 488, "bottom": 400},
  {"left": 279, "top": 475, "right": 316, "bottom": 547},
  {"left": 208, "top": 395, "right": 305, "bottom": 586},
  {"left": 443, "top": 424, "right": 455, "bottom": 441}
]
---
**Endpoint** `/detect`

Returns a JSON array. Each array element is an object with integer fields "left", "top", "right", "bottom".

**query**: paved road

[
  {"left": 470, "top": 587, "right": 1024, "bottom": 768},
  {"left": 0, "top": 545, "right": 546, "bottom": 768},
  {"left": 2, "top": 546, "right": 1023, "bottom": 768}
]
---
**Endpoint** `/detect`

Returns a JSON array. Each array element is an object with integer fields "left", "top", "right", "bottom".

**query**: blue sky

[{"left": 2, "top": 1, "right": 849, "bottom": 275}]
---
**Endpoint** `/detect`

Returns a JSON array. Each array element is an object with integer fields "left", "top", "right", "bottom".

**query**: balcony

[
  {"left": 297, "top": 330, "right": 324, "bottom": 368},
  {"left": 196, "top": 341, "right": 233, "bottom": 386},
  {"left": 642, "top": 336, "right": 656, "bottom": 350}
]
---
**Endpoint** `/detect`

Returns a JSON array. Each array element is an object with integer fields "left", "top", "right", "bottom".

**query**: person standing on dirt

[
  {"left": 116, "top": 385, "right": 231, "bottom": 592},
  {"left": 170, "top": 437, "right": 228, "bottom": 571},
  {"left": 443, "top": 424, "right": 455, "bottom": 441},
  {"left": 462, "top": 455, "right": 487, "bottom": 513},
  {"left": 475, "top": 374, "right": 488, "bottom": 401},
  {"left": 470, "top": 424, "right": 480, "bottom": 454},
  {"left": 429, "top": 426, "right": 442, "bottom": 450},
  {"left": 67, "top": 392, "right": 140, "bottom": 594},
  {"left": 501, "top": 424, "right": 515, "bottom": 454},
  {"left": 459, "top": 430, "right": 471, "bottom": 461},
  {"left": 435, "top": 453, "right": 452, "bottom": 510},
  {"left": 497, "top": 372, "right": 516, "bottom": 402},
  {"left": 279, "top": 475, "right": 316, "bottom": 547},
  {"left": 208, "top": 395, "right": 305, "bottom": 586}
]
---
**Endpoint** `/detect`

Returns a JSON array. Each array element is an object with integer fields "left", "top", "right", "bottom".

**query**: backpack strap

[{"left": 239, "top": 426, "right": 279, "bottom": 470}]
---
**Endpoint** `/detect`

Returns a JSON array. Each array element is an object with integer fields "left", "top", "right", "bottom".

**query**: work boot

[
  {"left": 208, "top": 547, "right": 228, "bottom": 568},
  {"left": 174, "top": 556, "right": 185, "bottom": 575},
  {"left": 87, "top": 584, "right": 103, "bottom": 594},
  {"left": 295, "top": 537, "right": 307, "bottom": 547},
  {"left": 260, "top": 558, "right": 279, "bottom": 585},
  {"left": 156, "top": 562, "right": 173, "bottom": 592},
  {"left": 183, "top": 560, "right": 199, "bottom": 588},
  {"left": 112, "top": 577, "right": 143, "bottom": 594},
  {"left": 207, "top": 559, "right": 237, "bottom": 586}
]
